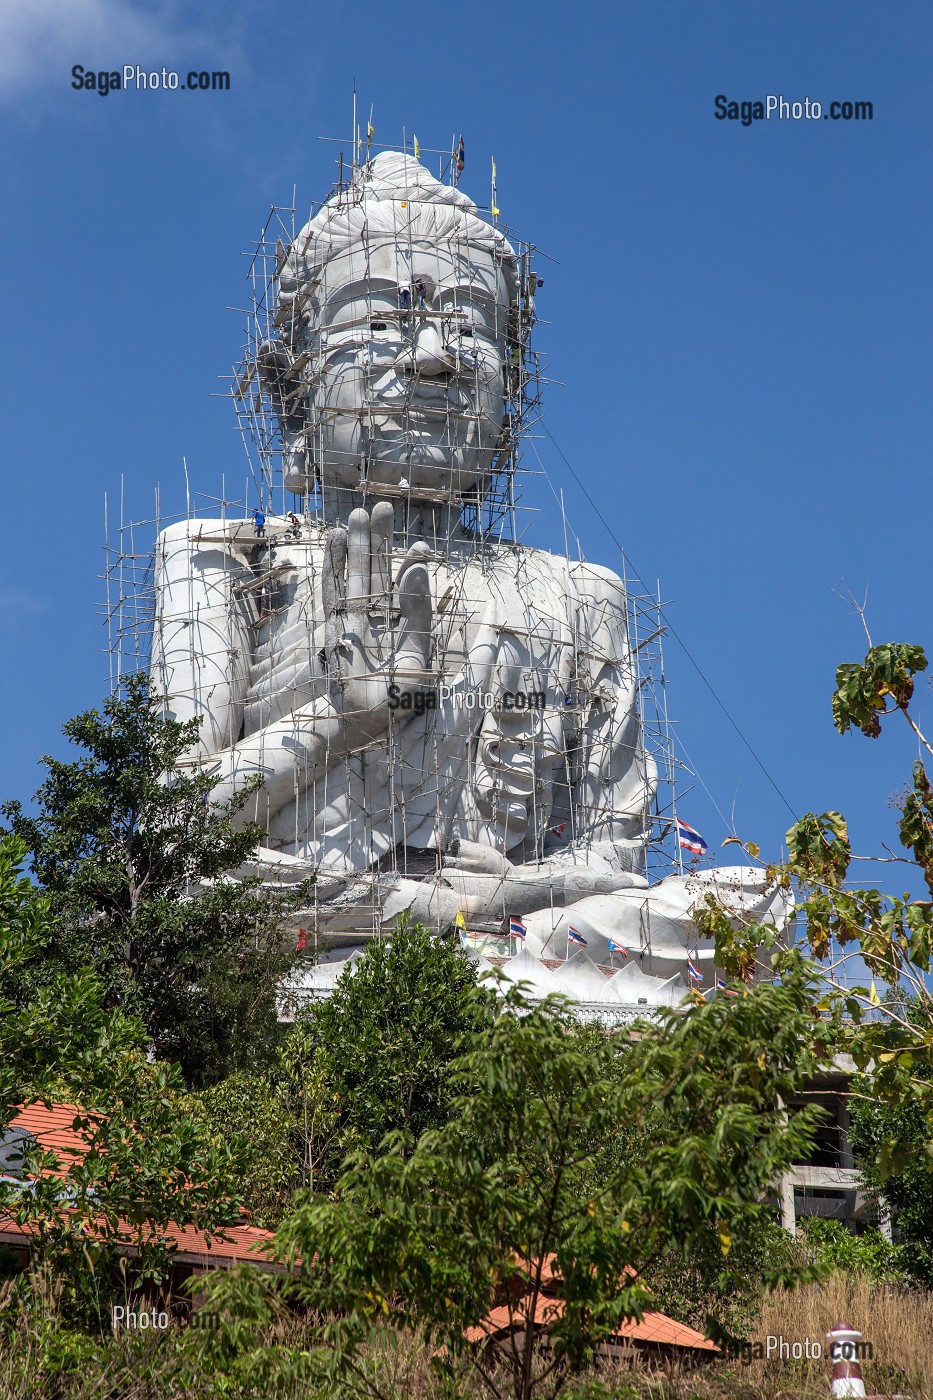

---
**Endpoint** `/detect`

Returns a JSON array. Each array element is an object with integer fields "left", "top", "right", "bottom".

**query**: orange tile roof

[
  {"left": 468, "top": 1292, "right": 717, "bottom": 1352},
  {"left": 617, "top": 1312, "right": 718, "bottom": 1351},
  {"left": 0, "top": 1211, "right": 277, "bottom": 1267},
  {"left": 156, "top": 1220, "right": 276, "bottom": 1265},
  {"left": 8, "top": 1102, "right": 94, "bottom": 1173},
  {"left": 467, "top": 1256, "right": 717, "bottom": 1354},
  {"left": 466, "top": 1294, "right": 562, "bottom": 1341},
  {"left": 2, "top": 1103, "right": 278, "bottom": 1270}
]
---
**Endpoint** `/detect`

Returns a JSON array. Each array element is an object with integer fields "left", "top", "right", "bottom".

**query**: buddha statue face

[{"left": 276, "top": 153, "right": 518, "bottom": 500}]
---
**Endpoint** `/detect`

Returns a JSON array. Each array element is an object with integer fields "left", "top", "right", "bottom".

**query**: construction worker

[{"left": 252, "top": 508, "right": 265, "bottom": 538}]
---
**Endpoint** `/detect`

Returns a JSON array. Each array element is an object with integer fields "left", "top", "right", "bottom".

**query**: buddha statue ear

[{"left": 283, "top": 438, "right": 315, "bottom": 493}]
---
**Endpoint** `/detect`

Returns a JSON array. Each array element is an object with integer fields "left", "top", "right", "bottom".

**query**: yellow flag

[
  {"left": 491, "top": 157, "right": 497, "bottom": 180},
  {"left": 455, "top": 910, "right": 466, "bottom": 931},
  {"left": 870, "top": 980, "right": 881, "bottom": 1007},
  {"left": 414, "top": 134, "right": 420, "bottom": 159},
  {"left": 367, "top": 121, "right": 375, "bottom": 140}
]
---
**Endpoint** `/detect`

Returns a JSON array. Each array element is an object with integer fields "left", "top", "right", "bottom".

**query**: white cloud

[{"left": 0, "top": 0, "right": 234, "bottom": 101}]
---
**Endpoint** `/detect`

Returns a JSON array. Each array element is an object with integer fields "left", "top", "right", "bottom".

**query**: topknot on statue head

[
  {"left": 280, "top": 152, "right": 517, "bottom": 296},
  {"left": 275, "top": 153, "right": 520, "bottom": 500}
]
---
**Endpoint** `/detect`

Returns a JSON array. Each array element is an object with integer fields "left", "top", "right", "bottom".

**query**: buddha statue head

[{"left": 266, "top": 152, "right": 519, "bottom": 504}]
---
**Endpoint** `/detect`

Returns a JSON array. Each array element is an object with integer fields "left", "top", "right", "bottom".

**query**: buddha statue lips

[
  {"left": 365, "top": 384, "right": 479, "bottom": 439},
  {"left": 150, "top": 149, "right": 793, "bottom": 1007}
]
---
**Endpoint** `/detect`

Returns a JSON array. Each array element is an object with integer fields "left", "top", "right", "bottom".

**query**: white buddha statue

[{"left": 151, "top": 152, "right": 787, "bottom": 998}]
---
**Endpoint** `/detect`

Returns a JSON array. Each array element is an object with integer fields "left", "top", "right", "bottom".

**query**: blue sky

[{"left": 1, "top": 0, "right": 930, "bottom": 886}]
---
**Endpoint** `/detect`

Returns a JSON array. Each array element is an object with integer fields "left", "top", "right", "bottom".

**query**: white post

[{"left": 826, "top": 1321, "right": 867, "bottom": 1398}]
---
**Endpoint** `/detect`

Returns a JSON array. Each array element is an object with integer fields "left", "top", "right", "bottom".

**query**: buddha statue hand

[{"left": 323, "top": 503, "right": 434, "bottom": 743}]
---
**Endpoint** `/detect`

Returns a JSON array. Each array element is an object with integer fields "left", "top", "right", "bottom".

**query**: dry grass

[
  {"left": 579, "top": 1275, "right": 933, "bottom": 1399},
  {"left": 0, "top": 1273, "right": 931, "bottom": 1399},
  {"left": 752, "top": 1275, "right": 932, "bottom": 1397}
]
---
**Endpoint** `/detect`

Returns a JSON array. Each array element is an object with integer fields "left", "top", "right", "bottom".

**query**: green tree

[
  {"left": 646, "top": 1215, "right": 801, "bottom": 1339},
  {"left": 846, "top": 1004, "right": 933, "bottom": 1286},
  {"left": 563, "top": 1024, "right": 797, "bottom": 1340},
  {"left": 199, "top": 954, "right": 828, "bottom": 1400},
  {"left": 0, "top": 834, "right": 244, "bottom": 1322},
  {"left": 184, "top": 924, "right": 489, "bottom": 1225},
  {"left": 1, "top": 675, "right": 310, "bottom": 1086},
  {"left": 797, "top": 1216, "right": 901, "bottom": 1284},
  {"left": 701, "top": 636, "right": 933, "bottom": 1287},
  {"left": 782, "top": 641, "right": 933, "bottom": 1035},
  {"left": 276, "top": 1020, "right": 343, "bottom": 1197},
  {"left": 193, "top": 1071, "right": 303, "bottom": 1230},
  {"left": 301, "top": 919, "right": 494, "bottom": 1182}
]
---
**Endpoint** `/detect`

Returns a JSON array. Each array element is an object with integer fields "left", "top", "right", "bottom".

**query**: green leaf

[
  {"left": 786, "top": 812, "right": 851, "bottom": 887},
  {"left": 831, "top": 643, "right": 927, "bottom": 739}
]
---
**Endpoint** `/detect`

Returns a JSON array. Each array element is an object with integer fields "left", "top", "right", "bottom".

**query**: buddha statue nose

[{"left": 395, "top": 321, "right": 455, "bottom": 379}]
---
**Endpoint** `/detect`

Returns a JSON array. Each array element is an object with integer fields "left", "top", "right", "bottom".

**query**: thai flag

[
  {"left": 716, "top": 976, "right": 739, "bottom": 997},
  {"left": 567, "top": 927, "right": 587, "bottom": 947},
  {"left": 687, "top": 959, "right": 703, "bottom": 983},
  {"left": 509, "top": 918, "right": 527, "bottom": 941},
  {"left": 676, "top": 818, "right": 708, "bottom": 856},
  {"left": 608, "top": 939, "right": 628, "bottom": 959},
  {"left": 456, "top": 135, "right": 465, "bottom": 173}
]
